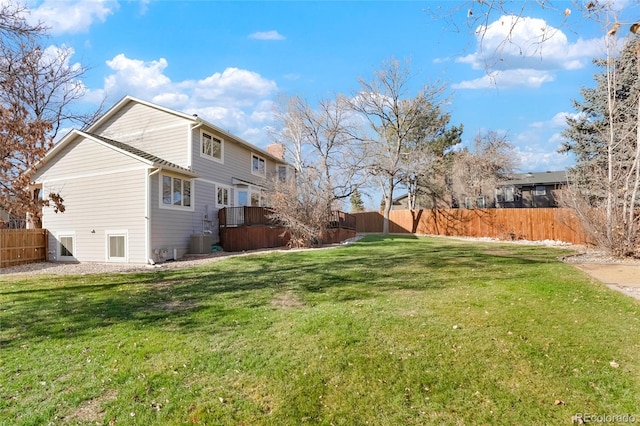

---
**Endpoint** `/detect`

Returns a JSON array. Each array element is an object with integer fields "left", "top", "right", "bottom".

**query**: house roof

[
  {"left": 85, "top": 133, "right": 198, "bottom": 176},
  {"left": 31, "top": 130, "right": 198, "bottom": 178},
  {"left": 503, "top": 171, "right": 568, "bottom": 187},
  {"left": 87, "top": 95, "right": 289, "bottom": 165}
]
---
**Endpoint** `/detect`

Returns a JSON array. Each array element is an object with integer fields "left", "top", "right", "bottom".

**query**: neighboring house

[
  {"left": 390, "top": 170, "right": 569, "bottom": 210},
  {"left": 30, "top": 96, "right": 291, "bottom": 264},
  {"left": 389, "top": 194, "right": 432, "bottom": 210},
  {"left": 495, "top": 171, "right": 568, "bottom": 208}
]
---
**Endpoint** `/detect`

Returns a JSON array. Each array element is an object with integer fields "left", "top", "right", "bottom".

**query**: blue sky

[{"left": 20, "top": 0, "right": 640, "bottom": 174}]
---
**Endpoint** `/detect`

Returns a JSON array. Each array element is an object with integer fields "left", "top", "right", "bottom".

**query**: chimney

[{"left": 266, "top": 143, "right": 285, "bottom": 160}]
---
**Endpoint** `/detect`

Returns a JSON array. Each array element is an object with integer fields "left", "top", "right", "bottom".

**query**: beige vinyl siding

[
  {"left": 189, "top": 127, "right": 282, "bottom": 244},
  {"left": 191, "top": 127, "right": 280, "bottom": 189},
  {"left": 92, "top": 101, "right": 192, "bottom": 168},
  {"left": 35, "top": 137, "right": 148, "bottom": 263},
  {"left": 149, "top": 174, "right": 213, "bottom": 259}
]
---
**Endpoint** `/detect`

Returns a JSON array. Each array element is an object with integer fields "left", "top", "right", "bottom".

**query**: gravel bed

[
  {"left": 0, "top": 253, "right": 230, "bottom": 276},
  {"left": 2, "top": 235, "right": 638, "bottom": 277},
  {"left": 1, "top": 236, "right": 365, "bottom": 277}
]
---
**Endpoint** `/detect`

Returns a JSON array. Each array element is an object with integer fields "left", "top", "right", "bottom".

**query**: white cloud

[
  {"left": 513, "top": 147, "right": 573, "bottom": 172},
  {"left": 452, "top": 69, "right": 554, "bottom": 89},
  {"left": 505, "top": 111, "right": 577, "bottom": 171},
  {"left": 139, "top": 0, "right": 151, "bottom": 15},
  {"left": 195, "top": 68, "right": 277, "bottom": 105},
  {"left": 460, "top": 15, "right": 602, "bottom": 71},
  {"left": 28, "top": 0, "right": 117, "bottom": 35},
  {"left": 248, "top": 30, "right": 285, "bottom": 41},
  {"left": 104, "top": 54, "right": 171, "bottom": 93},
  {"left": 90, "top": 54, "right": 279, "bottom": 147},
  {"left": 455, "top": 15, "right": 604, "bottom": 89}
]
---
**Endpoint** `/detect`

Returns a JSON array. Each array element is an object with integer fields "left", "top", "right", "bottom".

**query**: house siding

[
  {"left": 192, "top": 127, "right": 277, "bottom": 184},
  {"left": 149, "top": 173, "right": 214, "bottom": 260},
  {"left": 34, "top": 136, "right": 148, "bottom": 263},
  {"left": 92, "top": 101, "right": 192, "bottom": 168},
  {"left": 32, "top": 97, "right": 291, "bottom": 264},
  {"left": 189, "top": 126, "right": 280, "bottom": 248}
]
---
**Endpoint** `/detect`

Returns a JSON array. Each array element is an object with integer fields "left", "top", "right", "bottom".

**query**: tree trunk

[
  {"left": 605, "top": 46, "right": 615, "bottom": 245},
  {"left": 382, "top": 177, "right": 394, "bottom": 234},
  {"left": 626, "top": 48, "right": 640, "bottom": 250}
]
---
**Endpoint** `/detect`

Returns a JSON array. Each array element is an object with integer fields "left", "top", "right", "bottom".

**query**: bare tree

[
  {"left": 266, "top": 167, "right": 334, "bottom": 247},
  {"left": 268, "top": 94, "right": 365, "bottom": 245},
  {"left": 446, "top": 1, "right": 640, "bottom": 256},
  {"left": 350, "top": 58, "right": 456, "bottom": 233},
  {"left": 0, "top": 1, "right": 97, "bottom": 226},
  {"left": 451, "top": 130, "right": 518, "bottom": 207},
  {"left": 561, "top": 33, "right": 640, "bottom": 256}
]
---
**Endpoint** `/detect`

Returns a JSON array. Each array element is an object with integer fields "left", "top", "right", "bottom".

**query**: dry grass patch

[
  {"left": 270, "top": 290, "right": 306, "bottom": 309},
  {"left": 63, "top": 389, "right": 117, "bottom": 424}
]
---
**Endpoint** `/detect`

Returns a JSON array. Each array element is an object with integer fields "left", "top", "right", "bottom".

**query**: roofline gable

[
  {"left": 85, "top": 95, "right": 198, "bottom": 134},
  {"left": 85, "top": 96, "right": 290, "bottom": 166},
  {"left": 30, "top": 129, "right": 198, "bottom": 179}
]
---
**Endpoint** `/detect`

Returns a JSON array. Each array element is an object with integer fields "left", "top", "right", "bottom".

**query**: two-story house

[{"left": 30, "top": 96, "right": 290, "bottom": 264}]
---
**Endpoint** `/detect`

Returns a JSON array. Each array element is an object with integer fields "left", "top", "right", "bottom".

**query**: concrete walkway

[{"left": 572, "top": 264, "right": 640, "bottom": 300}]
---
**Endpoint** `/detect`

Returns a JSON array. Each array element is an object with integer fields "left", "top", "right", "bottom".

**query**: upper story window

[
  {"left": 251, "top": 154, "right": 266, "bottom": 177},
  {"left": 162, "top": 174, "right": 192, "bottom": 209},
  {"left": 278, "top": 165, "right": 292, "bottom": 182},
  {"left": 201, "top": 131, "right": 223, "bottom": 162}
]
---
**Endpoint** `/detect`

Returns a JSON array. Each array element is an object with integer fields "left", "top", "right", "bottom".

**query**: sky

[{"left": 16, "top": 0, "right": 640, "bottom": 178}]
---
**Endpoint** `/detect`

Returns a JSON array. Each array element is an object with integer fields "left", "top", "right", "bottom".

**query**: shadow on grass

[{"left": 0, "top": 235, "right": 566, "bottom": 347}]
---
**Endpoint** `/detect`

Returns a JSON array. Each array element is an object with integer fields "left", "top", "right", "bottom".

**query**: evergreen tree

[
  {"left": 350, "top": 189, "right": 365, "bottom": 213},
  {"left": 560, "top": 35, "right": 640, "bottom": 255}
]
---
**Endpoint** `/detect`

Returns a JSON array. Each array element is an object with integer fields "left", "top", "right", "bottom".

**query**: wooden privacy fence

[
  {"left": 0, "top": 229, "right": 48, "bottom": 268},
  {"left": 353, "top": 208, "right": 589, "bottom": 245}
]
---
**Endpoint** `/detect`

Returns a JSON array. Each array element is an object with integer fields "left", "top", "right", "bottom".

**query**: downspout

[{"left": 146, "top": 167, "right": 162, "bottom": 264}]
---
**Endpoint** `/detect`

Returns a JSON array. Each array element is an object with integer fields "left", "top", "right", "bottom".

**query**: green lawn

[{"left": 1, "top": 235, "right": 639, "bottom": 425}]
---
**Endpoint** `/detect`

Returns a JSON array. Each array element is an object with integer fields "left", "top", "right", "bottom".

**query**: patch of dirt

[
  {"left": 270, "top": 290, "right": 305, "bottom": 309},
  {"left": 64, "top": 388, "right": 117, "bottom": 424}
]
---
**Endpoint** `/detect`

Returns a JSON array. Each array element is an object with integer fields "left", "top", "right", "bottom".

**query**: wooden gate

[{"left": 0, "top": 229, "right": 48, "bottom": 268}]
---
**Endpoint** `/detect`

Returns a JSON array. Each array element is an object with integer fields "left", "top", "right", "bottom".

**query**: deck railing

[
  {"left": 219, "top": 207, "right": 357, "bottom": 230},
  {"left": 219, "top": 206, "right": 277, "bottom": 227},
  {"left": 328, "top": 210, "right": 357, "bottom": 230}
]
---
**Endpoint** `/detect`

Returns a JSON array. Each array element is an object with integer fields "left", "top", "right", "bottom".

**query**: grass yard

[{"left": 1, "top": 235, "right": 639, "bottom": 425}]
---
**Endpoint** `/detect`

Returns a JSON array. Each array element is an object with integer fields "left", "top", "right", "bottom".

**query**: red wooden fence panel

[
  {"left": 0, "top": 229, "right": 48, "bottom": 268},
  {"left": 353, "top": 208, "right": 589, "bottom": 245}
]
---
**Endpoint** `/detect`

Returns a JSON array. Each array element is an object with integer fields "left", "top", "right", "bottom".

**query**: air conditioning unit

[{"left": 190, "top": 234, "right": 214, "bottom": 254}]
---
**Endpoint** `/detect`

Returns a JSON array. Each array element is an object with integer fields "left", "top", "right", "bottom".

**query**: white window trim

[
  {"left": 105, "top": 230, "right": 128, "bottom": 263},
  {"left": 216, "top": 183, "right": 232, "bottom": 208},
  {"left": 57, "top": 232, "right": 76, "bottom": 262},
  {"left": 251, "top": 153, "right": 266, "bottom": 178},
  {"left": 504, "top": 186, "right": 515, "bottom": 203},
  {"left": 534, "top": 185, "right": 547, "bottom": 196},
  {"left": 200, "top": 130, "right": 224, "bottom": 164},
  {"left": 159, "top": 172, "right": 195, "bottom": 211}
]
